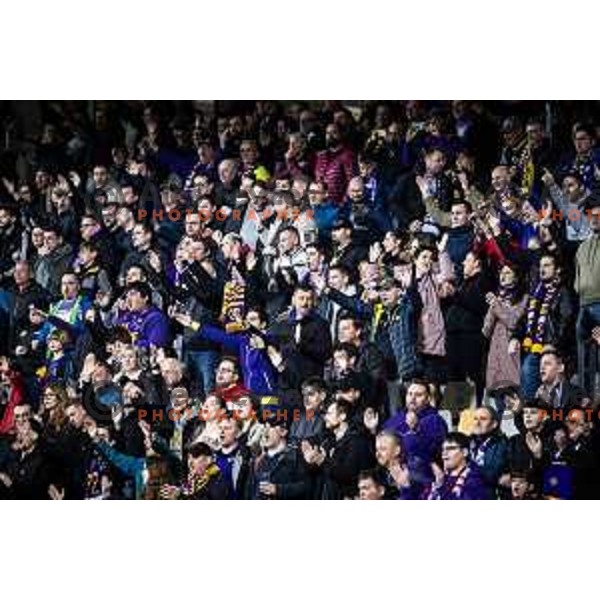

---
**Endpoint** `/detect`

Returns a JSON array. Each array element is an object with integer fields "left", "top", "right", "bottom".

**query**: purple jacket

[
  {"left": 383, "top": 405, "right": 448, "bottom": 467},
  {"left": 425, "top": 463, "right": 494, "bottom": 500},
  {"left": 116, "top": 306, "right": 171, "bottom": 348},
  {"left": 195, "top": 324, "right": 277, "bottom": 396}
]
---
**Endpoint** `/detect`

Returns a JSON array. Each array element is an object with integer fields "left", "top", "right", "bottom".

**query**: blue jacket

[
  {"left": 312, "top": 203, "right": 340, "bottom": 241},
  {"left": 327, "top": 284, "right": 422, "bottom": 380},
  {"left": 446, "top": 225, "right": 475, "bottom": 281},
  {"left": 193, "top": 324, "right": 277, "bottom": 396},
  {"left": 470, "top": 431, "right": 509, "bottom": 489},
  {"left": 96, "top": 440, "right": 147, "bottom": 500}
]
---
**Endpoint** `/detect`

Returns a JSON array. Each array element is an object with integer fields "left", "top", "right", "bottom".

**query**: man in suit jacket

[{"left": 535, "top": 349, "right": 586, "bottom": 414}]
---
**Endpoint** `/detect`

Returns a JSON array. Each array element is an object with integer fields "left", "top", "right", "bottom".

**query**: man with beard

[
  {"left": 381, "top": 380, "right": 447, "bottom": 481},
  {"left": 343, "top": 176, "right": 392, "bottom": 243},
  {"left": 314, "top": 122, "right": 355, "bottom": 205}
]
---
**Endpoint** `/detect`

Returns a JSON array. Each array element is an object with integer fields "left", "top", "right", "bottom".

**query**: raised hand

[
  {"left": 267, "top": 345, "right": 284, "bottom": 369},
  {"left": 68, "top": 171, "right": 82, "bottom": 188},
  {"left": 431, "top": 462, "right": 444, "bottom": 487},
  {"left": 173, "top": 312, "right": 194, "bottom": 329},
  {"left": 406, "top": 410, "right": 418, "bottom": 431},
  {"left": 389, "top": 462, "right": 411, "bottom": 489},
  {"left": 160, "top": 484, "right": 180, "bottom": 500},
  {"left": 148, "top": 250, "right": 162, "bottom": 273},
  {"left": 525, "top": 432, "right": 543, "bottom": 459},
  {"left": 541, "top": 168, "right": 555, "bottom": 188},
  {"left": 81, "top": 353, "right": 97, "bottom": 381},
  {"left": 369, "top": 242, "right": 383, "bottom": 263},
  {"left": 83, "top": 417, "right": 98, "bottom": 441},
  {"left": 258, "top": 481, "right": 277, "bottom": 497},
  {"left": 437, "top": 233, "right": 449, "bottom": 254},
  {"left": 48, "top": 484, "right": 65, "bottom": 500},
  {"left": 363, "top": 407, "right": 379, "bottom": 434},
  {"left": 486, "top": 292, "right": 497, "bottom": 306},
  {"left": 246, "top": 250, "right": 258, "bottom": 271},
  {"left": 1, "top": 177, "right": 15, "bottom": 196}
]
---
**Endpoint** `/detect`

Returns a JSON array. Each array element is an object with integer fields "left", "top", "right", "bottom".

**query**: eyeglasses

[{"left": 442, "top": 445, "right": 461, "bottom": 452}]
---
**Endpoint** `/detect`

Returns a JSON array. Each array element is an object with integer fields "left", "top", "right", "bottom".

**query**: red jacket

[
  {"left": 0, "top": 371, "right": 25, "bottom": 434},
  {"left": 314, "top": 146, "right": 355, "bottom": 204},
  {"left": 212, "top": 383, "right": 250, "bottom": 408}
]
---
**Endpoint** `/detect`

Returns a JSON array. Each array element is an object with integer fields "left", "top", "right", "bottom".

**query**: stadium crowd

[{"left": 0, "top": 100, "right": 599, "bottom": 500}]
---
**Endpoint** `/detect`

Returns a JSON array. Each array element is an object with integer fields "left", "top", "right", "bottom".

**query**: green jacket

[{"left": 575, "top": 234, "right": 600, "bottom": 306}]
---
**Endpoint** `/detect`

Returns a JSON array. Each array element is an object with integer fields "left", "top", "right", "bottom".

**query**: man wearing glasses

[{"left": 427, "top": 432, "right": 493, "bottom": 500}]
